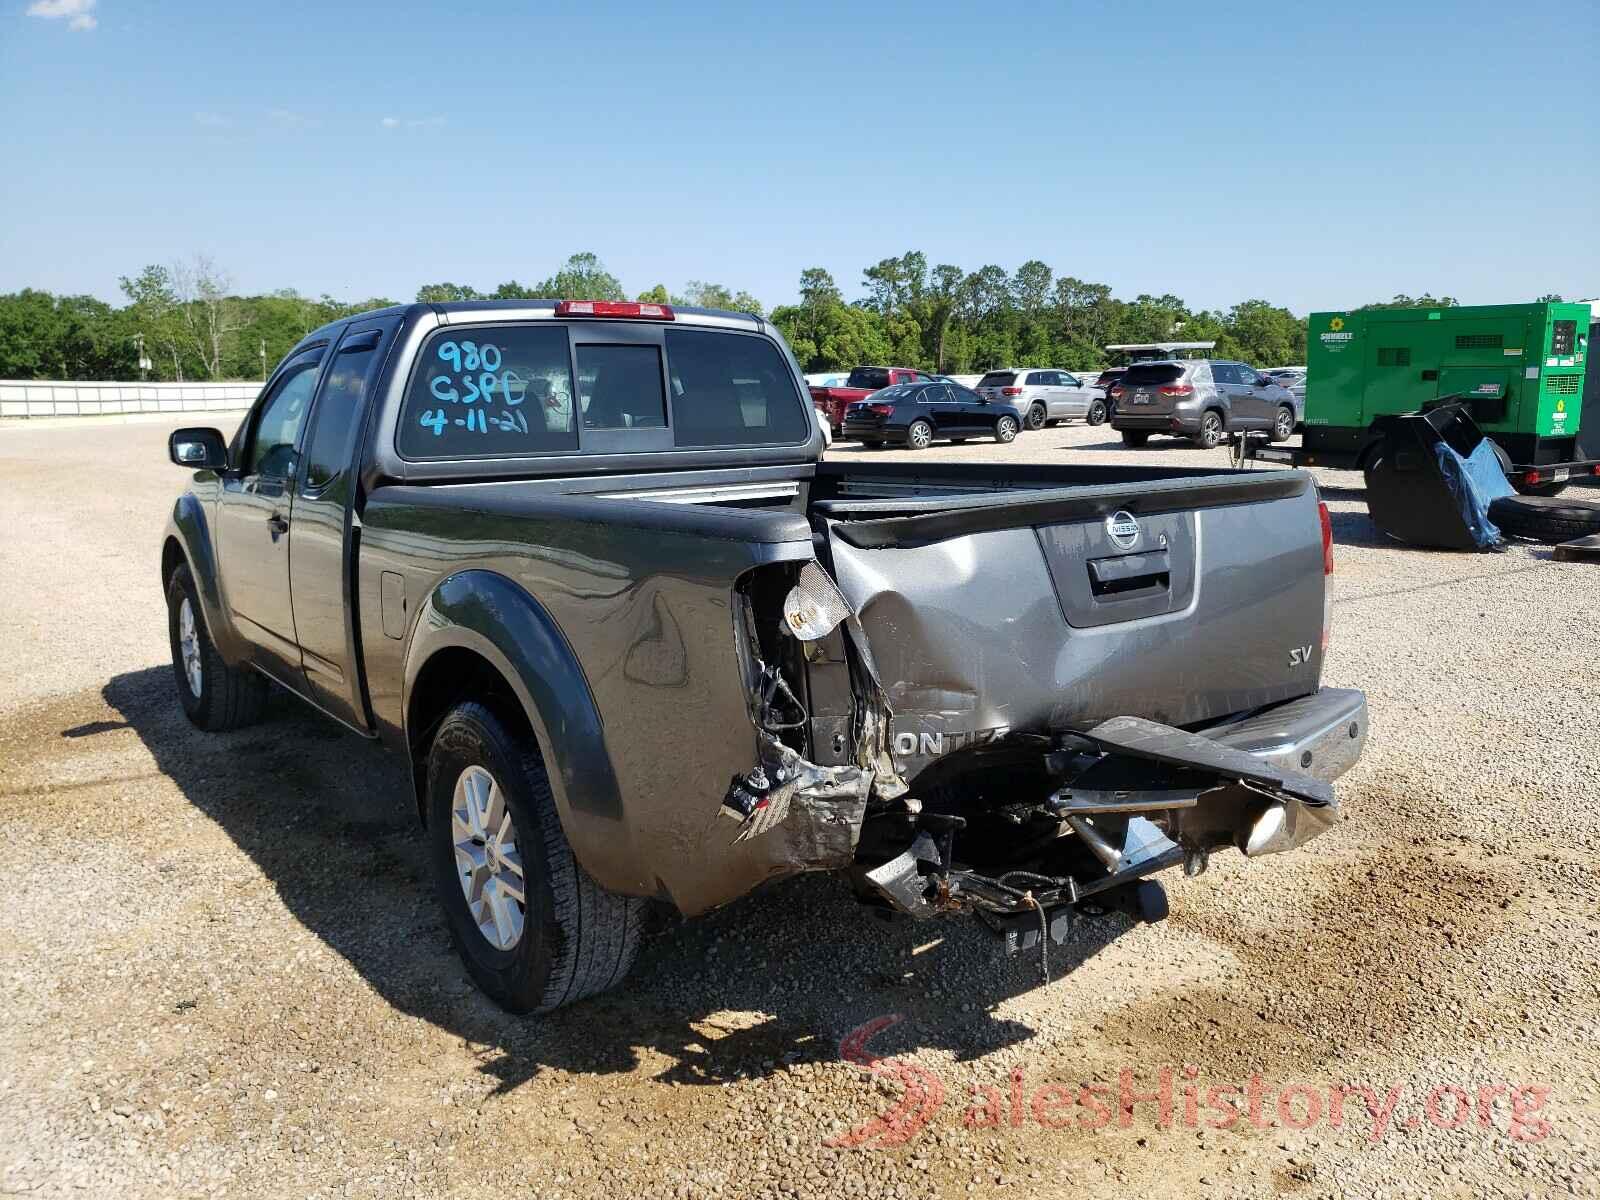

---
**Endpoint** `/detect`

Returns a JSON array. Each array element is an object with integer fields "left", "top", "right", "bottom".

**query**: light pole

[
  {"left": 132, "top": 333, "right": 151, "bottom": 381},
  {"left": 259, "top": 338, "right": 267, "bottom": 382}
]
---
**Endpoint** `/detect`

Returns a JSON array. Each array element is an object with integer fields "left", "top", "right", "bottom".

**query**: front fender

[
  {"left": 166, "top": 489, "right": 247, "bottom": 664},
  {"left": 403, "top": 570, "right": 630, "bottom": 883}
]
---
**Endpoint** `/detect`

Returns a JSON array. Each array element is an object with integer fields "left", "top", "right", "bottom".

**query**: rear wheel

[
  {"left": 428, "top": 701, "right": 644, "bottom": 1013},
  {"left": 1272, "top": 404, "right": 1295, "bottom": 443},
  {"left": 1194, "top": 410, "right": 1225, "bottom": 450},
  {"left": 907, "top": 419, "right": 933, "bottom": 450},
  {"left": 1121, "top": 429, "right": 1151, "bottom": 448},
  {"left": 165, "top": 564, "right": 268, "bottom": 731},
  {"left": 1086, "top": 399, "right": 1108, "bottom": 426},
  {"left": 1025, "top": 404, "right": 1047, "bottom": 431},
  {"left": 994, "top": 415, "right": 1019, "bottom": 444}
]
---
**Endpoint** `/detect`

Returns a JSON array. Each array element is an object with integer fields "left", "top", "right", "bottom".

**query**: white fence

[{"left": 0, "top": 380, "right": 261, "bottom": 418}]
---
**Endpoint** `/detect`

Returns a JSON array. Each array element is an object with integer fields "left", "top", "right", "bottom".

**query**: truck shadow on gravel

[{"left": 104, "top": 667, "right": 1132, "bottom": 1097}]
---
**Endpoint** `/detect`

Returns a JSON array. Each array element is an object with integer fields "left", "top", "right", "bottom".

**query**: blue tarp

[{"left": 1433, "top": 439, "right": 1515, "bottom": 549}]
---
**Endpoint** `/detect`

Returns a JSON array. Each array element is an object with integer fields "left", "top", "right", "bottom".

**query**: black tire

[
  {"left": 1025, "top": 403, "right": 1047, "bottom": 431},
  {"left": 166, "top": 564, "right": 268, "bottom": 731},
  {"left": 1513, "top": 480, "right": 1570, "bottom": 498},
  {"left": 1193, "top": 410, "right": 1225, "bottom": 450},
  {"left": 427, "top": 701, "right": 644, "bottom": 1014},
  {"left": 1271, "top": 404, "right": 1295, "bottom": 444},
  {"left": 907, "top": 419, "right": 934, "bottom": 450},
  {"left": 994, "top": 415, "right": 1019, "bottom": 444},
  {"left": 1488, "top": 495, "right": 1600, "bottom": 544},
  {"left": 1086, "top": 399, "right": 1108, "bottom": 426},
  {"left": 1121, "top": 429, "right": 1151, "bottom": 448}
]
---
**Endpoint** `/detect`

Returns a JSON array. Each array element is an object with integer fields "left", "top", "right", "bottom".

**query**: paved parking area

[{"left": 1, "top": 413, "right": 1597, "bottom": 1198}]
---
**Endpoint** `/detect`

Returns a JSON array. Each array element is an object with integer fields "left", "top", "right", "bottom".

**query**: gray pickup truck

[{"left": 162, "top": 299, "right": 1366, "bottom": 1013}]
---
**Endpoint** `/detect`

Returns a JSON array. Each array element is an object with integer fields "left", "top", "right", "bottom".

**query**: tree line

[{"left": 0, "top": 247, "right": 1529, "bottom": 382}]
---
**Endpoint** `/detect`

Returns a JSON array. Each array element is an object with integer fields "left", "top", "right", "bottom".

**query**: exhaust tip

[{"left": 1245, "top": 803, "right": 1287, "bottom": 856}]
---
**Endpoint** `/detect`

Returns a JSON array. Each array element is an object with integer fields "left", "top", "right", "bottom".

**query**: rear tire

[
  {"left": 1488, "top": 495, "right": 1600, "bottom": 544},
  {"left": 995, "top": 415, "right": 1019, "bottom": 444},
  {"left": 1514, "top": 480, "right": 1570, "bottom": 498},
  {"left": 1025, "top": 404, "right": 1047, "bottom": 431},
  {"left": 166, "top": 564, "right": 268, "bottom": 732},
  {"left": 1193, "top": 410, "right": 1225, "bottom": 450},
  {"left": 1120, "top": 429, "right": 1151, "bottom": 448},
  {"left": 907, "top": 419, "right": 933, "bottom": 450},
  {"left": 427, "top": 701, "right": 644, "bottom": 1014},
  {"left": 1086, "top": 399, "right": 1108, "bottom": 426}
]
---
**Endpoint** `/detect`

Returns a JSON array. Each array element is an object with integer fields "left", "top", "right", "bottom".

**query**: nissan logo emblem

[{"left": 1106, "top": 510, "right": 1140, "bottom": 550}]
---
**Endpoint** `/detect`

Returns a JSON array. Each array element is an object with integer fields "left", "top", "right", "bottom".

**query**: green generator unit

[{"left": 1304, "top": 301, "right": 1591, "bottom": 471}]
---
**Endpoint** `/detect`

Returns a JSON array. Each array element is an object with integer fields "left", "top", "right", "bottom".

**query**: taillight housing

[
  {"left": 867, "top": 403, "right": 894, "bottom": 416},
  {"left": 1318, "top": 500, "right": 1334, "bottom": 575},
  {"left": 1158, "top": 383, "right": 1194, "bottom": 397},
  {"left": 1001, "top": 386, "right": 1023, "bottom": 396},
  {"left": 554, "top": 300, "right": 675, "bottom": 320},
  {"left": 1108, "top": 384, "right": 1125, "bottom": 398}
]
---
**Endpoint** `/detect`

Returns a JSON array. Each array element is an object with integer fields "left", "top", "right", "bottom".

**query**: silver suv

[
  {"left": 1108, "top": 359, "right": 1297, "bottom": 449},
  {"left": 974, "top": 368, "right": 1107, "bottom": 430}
]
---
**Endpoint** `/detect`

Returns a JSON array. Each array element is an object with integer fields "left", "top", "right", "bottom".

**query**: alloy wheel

[
  {"left": 451, "top": 765, "right": 526, "bottom": 951},
  {"left": 178, "top": 597, "right": 202, "bottom": 697}
]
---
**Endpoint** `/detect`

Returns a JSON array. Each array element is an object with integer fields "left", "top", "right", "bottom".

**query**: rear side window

[
  {"left": 666, "top": 329, "right": 807, "bottom": 447},
  {"left": 303, "top": 332, "right": 382, "bottom": 490},
  {"left": 1209, "top": 363, "right": 1240, "bottom": 385},
  {"left": 1124, "top": 363, "right": 1187, "bottom": 386},
  {"left": 977, "top": 372, "right": 1016, "bottom": 388},
  {"left": 400, "top": 326, "right": 577, "bottom": 459},
  {"left": 1025, "top": 371, "right": 1051, "bottom": 385},
  {"left": 847, "top": 367, "right": 891, "bottom": 390}
]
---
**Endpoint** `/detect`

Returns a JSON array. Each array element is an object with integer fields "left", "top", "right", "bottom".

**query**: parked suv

[
  {"left": 1109, "top": 359, "right": 1297, "bottom": 449},
  {"left": 975, "top": 369, "right": 1107, "bottom": 430}
]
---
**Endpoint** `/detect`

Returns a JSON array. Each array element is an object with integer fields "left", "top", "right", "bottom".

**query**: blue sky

[{"left": 2, "top": 0, "right": 1595, "bottom": 315}]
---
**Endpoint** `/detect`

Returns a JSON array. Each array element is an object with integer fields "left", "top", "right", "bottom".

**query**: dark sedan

[{"left": 840, "top": 381, "right": 1022, "bottom": 449}]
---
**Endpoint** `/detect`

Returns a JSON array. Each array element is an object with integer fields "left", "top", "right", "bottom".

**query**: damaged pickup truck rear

[{"left": 161, "top": 299, "right": 1366, "bottom": 1014}]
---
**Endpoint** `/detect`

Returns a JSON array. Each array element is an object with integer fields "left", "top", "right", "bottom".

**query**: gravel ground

[{"left": 1, "top": 413, "right": 1597, "bottom": 1199}]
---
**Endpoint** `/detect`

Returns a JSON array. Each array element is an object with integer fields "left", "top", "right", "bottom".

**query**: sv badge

[{"left": 1289, "top": 644, "right": 1314, "bottom": 666}]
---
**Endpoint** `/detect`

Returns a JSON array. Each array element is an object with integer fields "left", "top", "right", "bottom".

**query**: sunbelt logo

[{"left": 1320, "top": 315, "right": 1353, "bottom": 345}]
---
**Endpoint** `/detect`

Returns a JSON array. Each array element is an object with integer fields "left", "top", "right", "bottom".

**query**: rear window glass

[
  {"left": 400, "top": 326, "right": 577, "bottom": 459},
  {"left": 667, "top": 329, "right": 807, "bottom": 447},
  {"left": 576, "top": 344, "right": 667, "bottom": 430},
  {"left": 847, "top": 367, "right": 891, "bottom": 390},
  {"left": 976, "top": 372, "right": 1016, "bottom": 387},
  {"left": 1123, "top": 363, "right": 1186, "bottom": 385}
]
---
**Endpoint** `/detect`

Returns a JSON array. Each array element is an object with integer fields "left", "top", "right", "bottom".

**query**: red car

[{"left": 810, "top": 366, "right": 936, "bottom": 433}]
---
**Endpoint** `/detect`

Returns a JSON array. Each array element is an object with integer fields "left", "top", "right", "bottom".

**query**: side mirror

[{"left": 169, "top": 427, "right": 229, "bottom": 470}]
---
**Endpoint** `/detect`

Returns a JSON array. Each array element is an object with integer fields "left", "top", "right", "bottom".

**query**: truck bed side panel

[{"left": 358, "top": 484, "right": 820, "bottom": 915}]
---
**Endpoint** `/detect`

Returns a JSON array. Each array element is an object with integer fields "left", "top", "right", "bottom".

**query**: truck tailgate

[{"left": 811, "top": 467, "right": 1326, "bottom": 779}]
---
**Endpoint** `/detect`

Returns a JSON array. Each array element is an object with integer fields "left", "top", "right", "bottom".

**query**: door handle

[{"left": 267, "top": 513, "right": 289, "bottom": 538}]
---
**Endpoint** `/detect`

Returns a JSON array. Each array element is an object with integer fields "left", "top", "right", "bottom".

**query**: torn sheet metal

[{"left": 721, "top": 732, "right": 870, "bottom": 866}]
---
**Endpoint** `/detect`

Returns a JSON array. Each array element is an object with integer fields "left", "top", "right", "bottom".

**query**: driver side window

[{"left": 248, "top": 360, "right": 320, "bottom": 477}]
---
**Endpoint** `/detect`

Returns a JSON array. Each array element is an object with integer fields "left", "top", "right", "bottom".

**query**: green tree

[
  {"left": 416, "top": 282, "right": 483, "bottom": 302},
  {"left": 536, "top": 252, "right": 625, "bottom": 301},
  {"left": 119, "top": 265, "right": 190, "bottom": 379}
]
